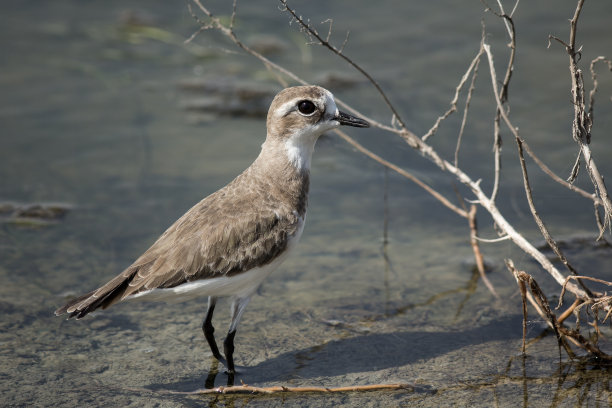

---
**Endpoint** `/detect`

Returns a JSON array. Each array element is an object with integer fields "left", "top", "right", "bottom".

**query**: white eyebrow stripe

[{"left": 276, "top": 99, "right": 298, "bottom": 117}]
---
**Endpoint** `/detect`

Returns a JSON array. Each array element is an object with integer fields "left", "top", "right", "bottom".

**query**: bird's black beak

[{"left": 335, "top": 110, "right": 370, "bottom": 128}]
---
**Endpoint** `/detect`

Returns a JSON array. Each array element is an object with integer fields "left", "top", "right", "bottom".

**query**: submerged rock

[
  {"left": 246, "top": 34, "right": 289, "bottom": 55},
  {"left": 0, "top": 202, "right": 71, "bottom": 226},
  {"left": 177, "top": 78, "right": 278, "bottom": 118},
  {"left": 313, "top": 70, "right": 364, "bottom": 89},
  {"left": 15, "top": 204, "right": 70, "bottom": 220}
]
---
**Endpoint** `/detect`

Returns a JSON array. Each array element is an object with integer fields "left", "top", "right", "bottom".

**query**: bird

[{"left": 55, "top": 85, "right": 369, "bottom": 375}]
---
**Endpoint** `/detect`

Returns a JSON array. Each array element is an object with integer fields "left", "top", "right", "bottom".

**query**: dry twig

[
  {"left": 481, "top": 42, "right": 586, "bottom": 297},
  {"left": 515, "top": 136, "right": 594, "bottom": 299},
  {"left": 165, "top": 383, "right": 414, "bottom": 395},
  {"left": 423, "top": 45, "right": 484, "bottom": 142},
  {"left": 548, "top": 0, "right": 612, "bottom": 236},
  {"left": 454, "top": 41, "right": 482, "bottom": 167},
  {"left": 467, "top": 205, "right": 499, "bottom": 298},
  {"left": 481, "top": 1, "right": 518, "bottom": 202},
  {"left": 506, "top": 260, "right": 611, "bottom": 360}
]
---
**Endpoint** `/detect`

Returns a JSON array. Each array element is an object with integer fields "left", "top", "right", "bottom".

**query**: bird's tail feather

[{"left": 54, "top": 268, "right": 138, "bottom": 319}]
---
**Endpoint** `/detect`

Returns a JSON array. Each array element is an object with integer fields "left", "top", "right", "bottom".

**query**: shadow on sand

[{"left": 149, "top": 314, "right": 524, "bottom": 391}]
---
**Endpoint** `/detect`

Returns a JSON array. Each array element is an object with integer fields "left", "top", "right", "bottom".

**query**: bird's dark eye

[{"left": 297, "top": 100, "right": 316, "bottom": 116}]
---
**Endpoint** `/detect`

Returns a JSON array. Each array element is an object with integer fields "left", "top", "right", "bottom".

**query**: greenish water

[{"left": 1, "top": 0, "right": 612, "bottom": 406}]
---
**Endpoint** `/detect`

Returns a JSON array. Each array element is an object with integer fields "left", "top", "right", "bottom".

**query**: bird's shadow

[{"left": 148, "top": 314, "right": 525, "bottom": 392}]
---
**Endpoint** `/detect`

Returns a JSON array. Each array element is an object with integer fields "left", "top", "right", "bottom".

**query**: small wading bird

[{"left": 56, "top": 85, "right": 369, "bottom": 375}]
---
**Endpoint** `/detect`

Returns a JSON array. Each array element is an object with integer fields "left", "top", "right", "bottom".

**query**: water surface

[{"left": 1, "top": 0, "right": 612, "bottom": 406}]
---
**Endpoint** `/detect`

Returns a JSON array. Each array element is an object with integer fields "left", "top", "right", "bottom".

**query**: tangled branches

[{"left": 187, "top": 0, "right": 612, "bottom": 364}]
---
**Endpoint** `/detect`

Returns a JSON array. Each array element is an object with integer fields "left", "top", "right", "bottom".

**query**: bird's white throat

[{"left": 284, "top": 129, "right": 319, "bottom": 171}]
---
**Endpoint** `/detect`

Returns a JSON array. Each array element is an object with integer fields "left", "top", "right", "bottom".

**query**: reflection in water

[
  {"left": 204, "top": 358, "right": 235, "bottom": 388},
  {"left": 416, "top": 353, "right": 612, "bottom": 407},
  {"left": 501, "top": 354, "right": 612, "bottom": 408},
  {"left": 381, "top": 167, "right": 393, "bottom": 317}
]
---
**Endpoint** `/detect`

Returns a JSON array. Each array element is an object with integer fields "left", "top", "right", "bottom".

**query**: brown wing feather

[{"left": 121, "top": 208, "right": 297, "bottom": 298}]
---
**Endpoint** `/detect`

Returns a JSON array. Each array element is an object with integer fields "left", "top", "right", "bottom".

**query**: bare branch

[
  {"left": 279, "top": 0, "right": 409, "bottom": 131},
  {"left": 454, "top": 46, "right": 481, "bottom": 167},
  {"left": 483, "top": 6, "right": 517, "bottom": 202},
  {"left": 322, "top": 18, "right": 333, "bottom": 43},
  {"left": 474, "top": 235, "right": 511, "bottom": 243},
  {"left": 550, "top": 0, "right": 612, "bottom": 234},
  {"left": 560, "top": 275, "right": 611, "bottom": 301},
  {"left": 567, "top": 151, "right": 581, "bottom": 183},
  {"left": 482, "top": 43, "right": 586, "bottom": 297},
  {"left": 507, "top": 0, "right": 520, "bottom": 18},
  {"left": 569, "top": 0, "right": 585, "bottom": 52},
  {"left": 334, "top": 129, "right": 469, "bottom": 218},
  {"left": 468, "top": 205, "right": 499, "bottom": 298},
  {"left": 547, "top": 34, "right": 570, "bottom": 51},
  {"left": 189, "top": 0, "right": 309, "bottom": 87},
  {"left": 588, "top": 56, "right": 612, "bottom": 136},
  {"left": 515, "top": 136, "right": 594, "bottom": 299},
  {"left": 423, "top": 45, "right": 484, "bottom": 142},
  {"left": 507, "top": 261, "right": 611, "bottom": 360},
  {"left": 339, "top": 30, "right": 350, "bottom": 54},
  {"left": 519, "top": 140, "right": 600, "bottom": 204},
  {"left": 185, "top": 3, "right": 215, "bottom": 44},
  {"left": 508, "top": 262, "right": 562, "bottom": 346},
  {"left": 556, "top": 297, "right": 582, "bottom": 324},
  {"left": 229, "top": 0, "right": 237, "bottom": 29}
]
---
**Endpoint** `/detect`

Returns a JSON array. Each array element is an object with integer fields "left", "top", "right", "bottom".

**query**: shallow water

[{"left": 1, "top": 0, "right": 612, "bottom": 406}]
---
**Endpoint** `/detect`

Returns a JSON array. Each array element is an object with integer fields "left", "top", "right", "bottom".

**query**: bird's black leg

[
  {"left": 202, "top": 296, "right": 224, "bottom": 362},
  {"left": 223, "top": 330, "right": 237, "bottom": 374},
  {"left": 222, "top": 296, "right": 252, "bottom": 374}
]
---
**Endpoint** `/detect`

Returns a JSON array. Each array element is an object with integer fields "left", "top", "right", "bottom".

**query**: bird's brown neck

[{"left": 246, "top": 141, "right": 310, "bottom": 217}]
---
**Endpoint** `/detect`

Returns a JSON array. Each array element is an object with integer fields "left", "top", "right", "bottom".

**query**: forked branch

[{"left": 548, "top": 0, "right": 612, "bottom": 235}]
